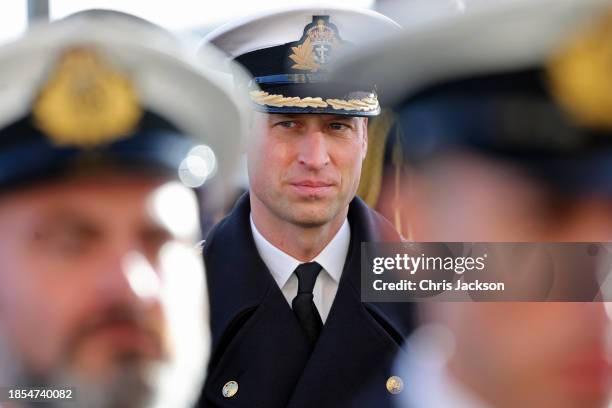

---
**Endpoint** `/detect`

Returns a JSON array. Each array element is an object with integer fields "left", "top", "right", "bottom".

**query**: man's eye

[
  {"left": 276, "top": 121, "right": 297, "bottom": 129},
  {"left": 329, "top": 122, "right": 349, "bottom": 131},
  {"left": 34, "top": 229, "right": 91, "bottom": 256}
]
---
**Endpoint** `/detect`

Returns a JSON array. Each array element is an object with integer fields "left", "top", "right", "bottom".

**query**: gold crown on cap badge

[
  {"left": 547, "top": 10, "right": 612, "bottom": 129},
  {"left": 33, "top": 47, "right": 143, "bottom": 146}
]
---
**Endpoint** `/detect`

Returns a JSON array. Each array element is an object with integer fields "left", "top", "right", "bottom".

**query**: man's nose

[
  {"left": 96, "top": 248, "right": 161, "bottom": 304},
  {"left": 297, "top": 130, "right": 330, "bottom": 170}
]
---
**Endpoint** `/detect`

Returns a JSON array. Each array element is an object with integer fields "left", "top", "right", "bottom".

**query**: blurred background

[
  {"left": 2, "top": 0, "right": 381, "bottom": 43},
  {"left": 1, "top": 0, "right": 491, "bottom": 43}
]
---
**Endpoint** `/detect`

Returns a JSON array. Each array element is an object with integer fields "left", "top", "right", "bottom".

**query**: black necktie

[{"left": 292, "top": 262, "right": 323, "bottom": 347}]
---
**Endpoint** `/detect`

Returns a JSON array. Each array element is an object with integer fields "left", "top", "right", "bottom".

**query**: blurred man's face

[
  {"left": 409, "top": 152, "right": 612, "bottom": 408},
  {"left": 408, "top": 152, "right": 612, "bottom": 242},
  {"left": 248, "top": 112, "right": 367, "bottom": 228},
  {"left": 425, "top": 302, "right": 610, "bottom": 408},
  {"left": 0, "top": 175, "right": 208, "bottom": 408}
]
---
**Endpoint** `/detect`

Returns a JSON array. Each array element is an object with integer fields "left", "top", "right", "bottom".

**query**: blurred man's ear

[
  {"left": 361, "top": 117, "right": 369, "bottom": 159},
  {"left": 242, "top": 110, "right": 258, "bottom": 153},
  {"left": 245, "top": 110, "right": 267, "bottom": 153},
  {"left": 398, "top": 171, "right": 431, "bottom": 241}
]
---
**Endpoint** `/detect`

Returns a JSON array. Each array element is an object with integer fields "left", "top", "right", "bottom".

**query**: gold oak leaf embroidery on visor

[
  {"left": 249, "top": 90, "right": 379, "bottom": 112},
  {"left": 327, "top": 97, "right": 379, "bottom": 111},
  {"left": 249, "top": 90, "right": 327, "bottom": 108}
]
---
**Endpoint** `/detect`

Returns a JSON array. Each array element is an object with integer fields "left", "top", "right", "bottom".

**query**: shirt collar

[
  {"left": 312, "top": 218, "right": 349, "bottom": 283},
  {"left": 250, "top": 215, "right": 350, "bottom": 288}
]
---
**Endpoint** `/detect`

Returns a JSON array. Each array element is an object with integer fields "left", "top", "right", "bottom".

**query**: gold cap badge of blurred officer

[
  {"left": 0, "top": 12, "right": 247, "bottom": 190},
  {"left": 33, "top": 47, "right": 142, "bottom": 146},
  {"left": 548, "top": 8, "right": 612, "bottom": 130}
]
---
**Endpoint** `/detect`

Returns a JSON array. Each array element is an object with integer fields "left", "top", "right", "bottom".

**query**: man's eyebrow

[
  {"left": 268, "top": 114, "right": 302, "bottom": 120},
  {"left": 34, "top": 208, "right": 101, "bottom": 229},
  {"left": 326, "top": 115, "right": 358, "bottom": 121},
  {"left": 30, "top": 211, "right": 103, "bottom": 242}
]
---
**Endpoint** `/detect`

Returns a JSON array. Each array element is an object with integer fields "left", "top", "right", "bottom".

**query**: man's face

[
  {"left": 408, "top": 152, "right": 612, "bottom": 408},
  {"left": 409, "top": 152, "right": 612, "bottom": 242},
  {"left": 425, "top": 302, "right": 611, "bottom": 408},
  {"left": 248, "top": 112, "right": 368, "bottom": 227},
  {"left": 0, "top": 175, "right": 208, "bottom": 408}
]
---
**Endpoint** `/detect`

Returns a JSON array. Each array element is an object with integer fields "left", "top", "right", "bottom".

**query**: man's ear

[
  {"left": 241, "top": 110, "right": 256, "bottom": 153},
  {"left": 244, "top": 110, "right": 266, "bottom": 153},
  {"left": 362, "top": 117, "right": 369, "bottom": 160}
]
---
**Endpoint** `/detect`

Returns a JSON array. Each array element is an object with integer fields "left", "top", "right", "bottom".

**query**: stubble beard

[{"left": 0, "top": 331, "right": 164, "bottom": 408}]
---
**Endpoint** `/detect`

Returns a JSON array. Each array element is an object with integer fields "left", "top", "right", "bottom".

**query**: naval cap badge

[{"left": 289, "top": 16, "right": 344, "bottom": 73}]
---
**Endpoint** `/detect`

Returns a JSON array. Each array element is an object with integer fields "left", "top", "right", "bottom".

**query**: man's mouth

[
  {"left": 77, "top": 321, "right": 163, "bottom": 360},
  {"left": 289, "top": 180, "right": 336, "bottom": 197},
  {"left": 559, "top": 353, "right": 612, "bottom": 393}
]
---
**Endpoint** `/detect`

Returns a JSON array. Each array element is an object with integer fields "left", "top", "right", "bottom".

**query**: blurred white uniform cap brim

[
  {"left": 331, "top": 0, "right": 611, "bottom": 106},
  {"left": 0, "top": 14, "right": 250, "bottom": 189}
]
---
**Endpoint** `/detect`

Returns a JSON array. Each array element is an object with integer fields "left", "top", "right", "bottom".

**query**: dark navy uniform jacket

[{"left": 198, "top": 193, "right": 415, "bottom": 408}]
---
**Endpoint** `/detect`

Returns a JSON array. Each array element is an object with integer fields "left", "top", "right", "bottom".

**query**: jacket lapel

[{"left": 204, "top": 193, "right": 272, "bottom": 351}]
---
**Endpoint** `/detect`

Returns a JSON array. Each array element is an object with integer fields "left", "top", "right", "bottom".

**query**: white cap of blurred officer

[{"left": 0, "top": 11, "right": 247, "bottom": 408}]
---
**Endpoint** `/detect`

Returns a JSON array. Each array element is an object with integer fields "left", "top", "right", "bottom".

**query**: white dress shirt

[{"left": 250, "top": 215, "right": 350, "bottom": 323}]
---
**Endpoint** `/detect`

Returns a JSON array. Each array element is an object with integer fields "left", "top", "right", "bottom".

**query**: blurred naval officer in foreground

[
  {"left": 0, "top": 13, "right": 246, "bottom": 408},
  {"left": 334, "top": 0, "right": 612, "bottom": 407},
  {"left": 198, "top": 7, "right": 415, "bottom": 408}
]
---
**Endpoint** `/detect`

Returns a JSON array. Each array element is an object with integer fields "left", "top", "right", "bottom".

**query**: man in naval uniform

[
  {"left": 333, "top": 0, "right": 612, "bottom": 407},
  {"left": 197, "top": 7, "right": 415, "bottom": 408},
  {"left": 0, "top": 14, "right": 246, "bottom": 408}
]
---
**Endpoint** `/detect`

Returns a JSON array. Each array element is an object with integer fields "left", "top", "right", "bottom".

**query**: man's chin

[
  {"left": 284, "top": 201, "right": 345, "bottom": 227},
  {"left": 48, "top": 360, "right": 156, "bottom": 408},
  {"left": 28, "top": 364, "right": 156, "bottom": 408},
  {"left": 68, "top": 339, "right": 164, "bottom": 378},
  {"left": 288, "top": 212, "right": 335, "bottom": 228}
]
